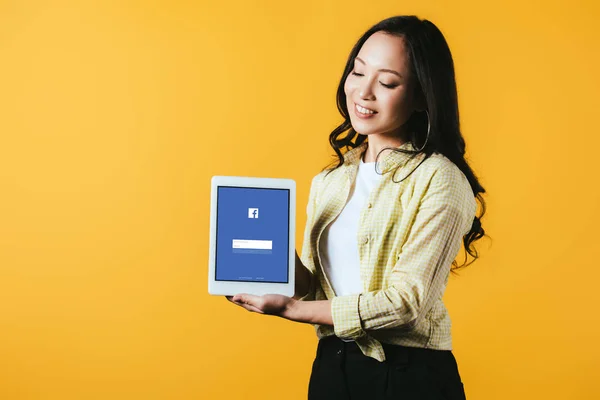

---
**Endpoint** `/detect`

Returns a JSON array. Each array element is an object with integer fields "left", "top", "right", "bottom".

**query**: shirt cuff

[{"left": 331, "top": 294, "right": 366, "bottom": 340}]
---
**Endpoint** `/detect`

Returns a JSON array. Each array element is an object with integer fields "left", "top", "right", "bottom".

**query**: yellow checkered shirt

[{"left": 299, "top": 141, "right": 477, "bottom": 362}]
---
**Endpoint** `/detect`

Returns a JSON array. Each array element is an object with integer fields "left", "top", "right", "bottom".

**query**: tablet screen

[{"left": 215, "top": 186, "right": 290, "bottom": 283}]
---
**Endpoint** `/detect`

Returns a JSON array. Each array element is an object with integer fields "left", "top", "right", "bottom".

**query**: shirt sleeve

[
  {"left": 298, "top": 174, "right": 321, "bottom": 302},
  {"left": 331, "top": 165, "right": 476, "bottom": 340}
]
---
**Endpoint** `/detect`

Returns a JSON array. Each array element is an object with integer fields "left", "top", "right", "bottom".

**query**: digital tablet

[{"left": 208, "top": 176, "right": 296, "bottom": 296}]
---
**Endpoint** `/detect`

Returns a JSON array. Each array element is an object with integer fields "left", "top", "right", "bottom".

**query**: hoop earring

[{"left": 414, "top": 109, "right": 430, "bottom": 152}]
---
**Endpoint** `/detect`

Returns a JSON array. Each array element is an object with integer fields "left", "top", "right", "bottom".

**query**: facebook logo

[{"left": 248, "top": 208, "right": 259, "bottom": 218}]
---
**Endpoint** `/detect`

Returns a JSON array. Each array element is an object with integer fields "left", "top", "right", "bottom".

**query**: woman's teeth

[{"left": 356, "top": 104, "right": 376, "bottom": 114}]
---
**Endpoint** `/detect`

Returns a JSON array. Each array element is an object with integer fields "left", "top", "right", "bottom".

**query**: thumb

[
  {"left": 233, "top": 293, "right": 261, "bottom": 306},
  {"left": 232, "top": 294, "right": 248, "bottom": 303}
]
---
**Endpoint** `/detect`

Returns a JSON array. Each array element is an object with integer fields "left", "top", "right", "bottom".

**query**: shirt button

[
  {"left": 363, "top": 236, "right": 369, "bottom": 244},
  {"left": 337, "top": 350, "right": 342, "bottom": 355},
  {"left": 367, "top": 202, "right": 372, "bottom": 208}
]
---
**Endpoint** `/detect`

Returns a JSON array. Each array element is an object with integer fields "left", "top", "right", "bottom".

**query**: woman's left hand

[{"left": 227, "top": 294, "right": 298, "bottom": 319}]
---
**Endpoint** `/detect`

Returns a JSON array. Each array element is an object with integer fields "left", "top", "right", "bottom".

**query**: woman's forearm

[{"left": 285, "top": 299, "right": 333, "bottom": 326}]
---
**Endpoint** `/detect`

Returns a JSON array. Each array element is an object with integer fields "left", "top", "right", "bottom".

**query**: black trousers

[{"left": 308, "top": 336, "right": 466, "bottom": 400}]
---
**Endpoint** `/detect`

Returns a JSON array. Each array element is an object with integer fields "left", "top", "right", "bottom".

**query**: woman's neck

[{"left": 362, "top": 133, "right": 407, "bottom": 163}]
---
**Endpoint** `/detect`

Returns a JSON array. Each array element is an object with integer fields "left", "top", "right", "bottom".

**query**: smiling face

[{"left": 344, "top": 31, "right": 423, "bottom": 141}]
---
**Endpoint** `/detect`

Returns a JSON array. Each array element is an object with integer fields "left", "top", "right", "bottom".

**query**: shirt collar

[{"left": 343, "top": 141, "right": 420, "bottom": 174}]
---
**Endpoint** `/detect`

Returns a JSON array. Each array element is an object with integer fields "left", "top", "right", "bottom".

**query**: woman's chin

[{"left": 352, "top": 127, "right": 378, "bottom": 136}]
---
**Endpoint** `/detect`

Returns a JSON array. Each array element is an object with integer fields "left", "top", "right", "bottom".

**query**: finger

[
  {"left": 238, "top": 302, "right": 265, "bottom": 314},
  {"left": 230, "top": 297, "right": 252, "bottom": 308},
  {"left": 225, "top": 296, "right": 233, "bottom": 302},
  {"left": 232, "top": 294, "right": 266, "bottom": 313},
  {"left": 232, "top": 293, "right": 261, "bottom": 306}
]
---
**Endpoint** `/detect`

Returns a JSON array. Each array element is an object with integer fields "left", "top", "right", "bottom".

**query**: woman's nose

[{"left": 358, "top": 80, "right": 375, "bottom": 100}]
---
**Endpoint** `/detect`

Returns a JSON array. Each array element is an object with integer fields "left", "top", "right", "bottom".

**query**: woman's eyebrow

[{"left": 355, "top": 57, "right": 402, "bottom": 78}]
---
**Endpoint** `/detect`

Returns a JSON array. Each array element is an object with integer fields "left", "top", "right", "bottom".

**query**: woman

[{"left": 227, "top": 15, "right": 486, "bottom": 400}]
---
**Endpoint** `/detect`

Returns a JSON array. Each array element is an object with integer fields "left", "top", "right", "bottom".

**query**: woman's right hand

[{"left": 223, "top": 250, "right": 312, "bottom": 303}]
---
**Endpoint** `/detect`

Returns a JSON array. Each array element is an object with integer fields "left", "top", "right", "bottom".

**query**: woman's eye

[{"left": 351, "top": 71, "right": 397, "bottom": 89}]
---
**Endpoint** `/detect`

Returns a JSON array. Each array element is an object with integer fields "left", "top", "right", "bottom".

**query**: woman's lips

[{"left": 354, "top": 103, "right": 377, "bottom": 119}]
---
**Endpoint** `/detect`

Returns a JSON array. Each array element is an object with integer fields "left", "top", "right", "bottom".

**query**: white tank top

[{"left": 319, "top": 155, "right": 383, "bottom": 297}]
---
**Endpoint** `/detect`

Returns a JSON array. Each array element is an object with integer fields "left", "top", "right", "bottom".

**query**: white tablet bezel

[{"left": 208, "top": 175, "right": 296, "bottom": 296}]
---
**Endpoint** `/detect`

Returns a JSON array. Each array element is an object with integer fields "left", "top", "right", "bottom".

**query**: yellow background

[{"left": 1, "top": 0, "right": 599, "bottom": 398}]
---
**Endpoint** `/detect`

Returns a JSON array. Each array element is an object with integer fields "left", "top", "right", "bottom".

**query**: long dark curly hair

[{"left": 326, "top": 16, "right": 487, "bottom": 270}]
